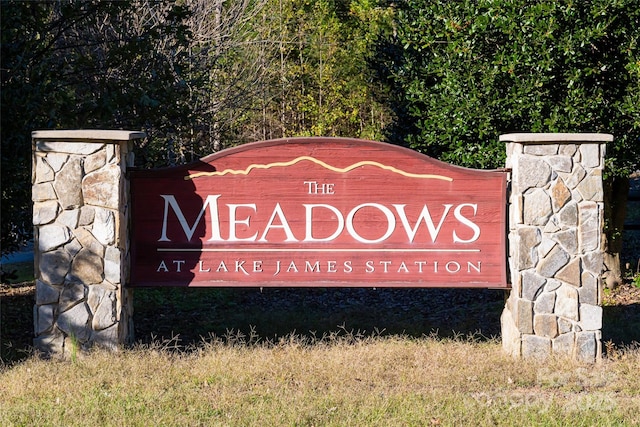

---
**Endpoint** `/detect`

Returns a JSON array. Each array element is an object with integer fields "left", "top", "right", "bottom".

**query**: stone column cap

[
  {"left": 32, "top": 129, "right": 146, "bottom": 141},
  {"left": 500, "top": 133, "right": 613, "bottom": 143}
]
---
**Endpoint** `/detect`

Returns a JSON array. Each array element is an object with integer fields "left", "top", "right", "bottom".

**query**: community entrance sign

[
  {"left": 31, "top": 131, "right": 609, "bottom": 361},
  {"left": 129, "top": 137, "right": 507, "bottom": 287}
]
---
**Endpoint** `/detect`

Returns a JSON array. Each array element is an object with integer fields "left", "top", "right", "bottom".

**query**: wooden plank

[{"left": 129, "top": 138, "right": 508, "bottom": 288}]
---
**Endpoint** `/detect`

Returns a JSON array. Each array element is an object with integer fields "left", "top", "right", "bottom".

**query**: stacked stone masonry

[
  {"left": 32, "top": 130, "right": 144, "bottom": 356},
  {"left": 32, "top": 130, "right": 609, "bottom": 361},
  {"left": 500, "top": 133, "right": 612, "bottom": 363}
]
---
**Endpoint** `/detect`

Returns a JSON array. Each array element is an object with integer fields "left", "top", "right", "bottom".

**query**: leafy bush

[{"left": 377, "top": 0, "right": 640, "bottom": 173}]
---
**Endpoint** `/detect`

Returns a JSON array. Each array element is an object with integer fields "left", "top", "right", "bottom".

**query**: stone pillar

[
  {"left": 501, "top": 133, "right": 612, "bottom": 363},
  {"left": 32, "top": 130, "right": 145, "bottom": 356}
]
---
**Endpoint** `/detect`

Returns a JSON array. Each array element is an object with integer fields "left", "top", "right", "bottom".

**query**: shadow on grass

[
  {"left": 5, "top": 283, "right": 639, "bottom": 363},
  {"left": 3, "top": 283, "right": 506, "bottom": 363},
  {"left": 1, "top": 283, "right": 34, "bottom": 364},
  {"left": 602, "top": 303, "right": 640, "bottom": 346},
  {"left": 132, "top": 287, "right": 506, "bottom": 347}
]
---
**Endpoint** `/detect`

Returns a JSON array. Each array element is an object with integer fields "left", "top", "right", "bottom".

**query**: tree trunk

[{"left": 603, "top": 175, "right": 630, "bottom": 289}]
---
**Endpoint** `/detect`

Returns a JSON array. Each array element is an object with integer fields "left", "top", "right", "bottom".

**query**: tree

[
  {"left": 0, "top": 0, "right": 395, "bottom": 255},
  {"left": 1, "top": 1, "right": 193, "bottom": 254},
  {"left": 209, "top": 0, "right": 394, "bottom": 144},
  {"left": 376, "top": 0, "right": 640, "bottom": 284},
  {"left": 180, "top": 0, "right": 274, "bottom": 152},
  {"left": 273, "top": 0, "right": 393, "bottom": 140}
]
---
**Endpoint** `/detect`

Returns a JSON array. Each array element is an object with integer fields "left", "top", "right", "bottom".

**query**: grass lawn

[
  {"left": 1, "top": 334, "right": 639, "bottom": 426},
  {"left": 2, "top": 259, "right": 640, "bottom": 426}
]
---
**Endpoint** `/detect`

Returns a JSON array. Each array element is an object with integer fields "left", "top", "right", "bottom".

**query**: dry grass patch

[{"left": 2, "top": 334, "right": 640, "bottom": 426}]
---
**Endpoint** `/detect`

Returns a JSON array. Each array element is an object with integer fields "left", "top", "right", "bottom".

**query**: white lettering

[
  {"left": 346, "top": 203, "right": 395, "bottom": 244},
  {"left": 445, "top": 261, "right": 461, "bottom": 273},
  {"left": 379, "top": 260, "right": 392, "bottom": 272},
  {"left": 228, "top": 204, "right": 258, "bottom": 242},
  {"left": 394, "top": 204, "right": 452, "bottom": 243},
  {"left": 343, "top": 261, "right": 353, "bottom": 273},
  {"left": 158, "top": 195, "right": 484, "bottom": 246},
  {"left": 305, "top": 181, "right": 335, "bottom": 194},
  {"left": 414, "top": 261, "right": 427, "bottom": 272},
  {"left": 304, "top": 204, "right": 344, "bottom": 242},
  {"left": 253, "top": 260, "right": 263, "bottom": 272},
  {"left": 198, "top": 260, "right": 210, "bottom": 272},
  {"left": 235, "top": 260, "right": 249, "bottom": 275},
  {"left": 397, "top": 261, "right": 409, "bottom": 273},
  {"left": 259, "top": 203, "right": 298, "bottom": 242},
  {"left": 467, "top": 261, "right": 481, "bottom": 273},
  {"left": 305, "top": 261, "right": 320, "bottom": 272},
  {"left": 173, "top": 260, "right": 185, "bottom": 272},
  {"left": 157, "top": 260, "right": 168, "bottom": 272},
  {"left": 274, "top": 261, "right": 281, "bottom": 276},
  {"left": 365, "top": 260, "right": 375, "bottom": 273},
  {"left": 287, "top": 261, "right": 299, "bottom": 273},
  {"left": 159, "top": 195, "right": 222, "bottom": 242},
  {"left": 453, "top": 204, "right": 481, "bottom": 243}
]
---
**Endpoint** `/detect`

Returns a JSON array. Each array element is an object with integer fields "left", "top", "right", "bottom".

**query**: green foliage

[
  {"left": 378, "top": 0, "right": 640, "bottom": 171},
  {"left": 1, "top": 0, "right": 395, "bottom": 255},
  {"left": 1, "top": 1, "right": 194, "bottom": 254},
  {"left": 218, "top": 0, "right": 394, "bottom": 144}
]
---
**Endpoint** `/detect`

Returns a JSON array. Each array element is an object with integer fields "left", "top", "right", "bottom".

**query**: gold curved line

[{"left": 185, "top": 156, "right": 453, "bottom": 181}]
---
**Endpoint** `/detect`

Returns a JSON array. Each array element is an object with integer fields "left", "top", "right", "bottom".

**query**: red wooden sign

[{"left": 129, "top": 138, "right": 508, "bottom": 288}]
